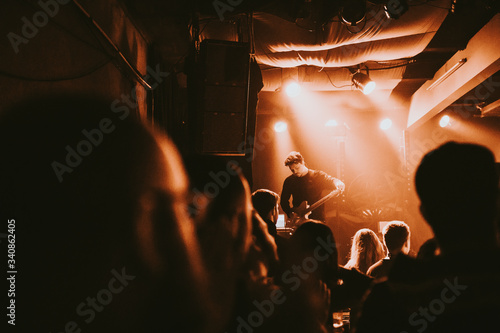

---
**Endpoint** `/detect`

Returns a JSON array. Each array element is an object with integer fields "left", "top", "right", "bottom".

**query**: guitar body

[
  {"left": 287, "top": 201, "right": 311, "bottom": 228},
  {"left": 285, "top": 188, "right": 342, "bottom": 231}
]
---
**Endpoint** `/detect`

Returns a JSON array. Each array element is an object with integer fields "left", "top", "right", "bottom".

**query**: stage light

[
  {"left": 340, "top": 0, "right": 366, "bottom": 26},
  {"left": 426, "top": 58, "right": 467, "bottom": 91},
  {"left": 326, "top": 120, "right": 348, "bottom": 137},
  {"left": 325, "top": 119, "right": 338, "bottom": 127},
  {"left": 384, "top": 0, "right": 409, "bottom": 19},
  {"left": 439, "top": 115, "right": 451, "bottom": 128},
  {"left": 380, "top": 118, "right": 392, "bottom": 130},
  {"left": 285, "top": 81, "right": 301, "bottom": 97},
  {"left": 274, "top": 121, "right": 288, "bottom": 133},
  {"left": 352, "top": 72, "right": 376, "bottom": 95}
]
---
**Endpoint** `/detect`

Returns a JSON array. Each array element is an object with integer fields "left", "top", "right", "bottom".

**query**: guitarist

[{"left": 280, "top": 151, "right": 345, "bottom": 225}]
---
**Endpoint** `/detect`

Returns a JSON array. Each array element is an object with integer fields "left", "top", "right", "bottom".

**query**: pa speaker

[{"left": 196, "top": 40, "right": 250, "bottom": 155}]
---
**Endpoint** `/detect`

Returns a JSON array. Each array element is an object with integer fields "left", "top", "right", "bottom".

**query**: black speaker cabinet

[{"left": 196, "top": 40, "right": 250, "bottom": 155}]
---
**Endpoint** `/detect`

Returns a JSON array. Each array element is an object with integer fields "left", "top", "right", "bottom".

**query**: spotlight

[
  {"left": 352, "top": 72, "right": 376, "bottom": 95},
  {"left": 439, "top": 115, "right": 451, "bottom": 128},
  {"left": 325, "top": 119, "right": 338, "bottom": 127},
  {"left": 285, "top": 81, "right": 301, "bottom": 97},
  {"left": 384, "top": 0, "right": 409, "bottom": 19},
  {"left": 274, "top": 121, "right": 288, "bottom": 133},
  {"left": 380, "top": 118, "right": 392, "bottom": 130},
  {"left": 327, "top": 120, "right": 348, "bottom": 136},
  {"left": 340, "top": 0, "right": 367, "bottom": 26}
]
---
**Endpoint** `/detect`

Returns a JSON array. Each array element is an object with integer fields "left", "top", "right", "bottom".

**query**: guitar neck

[{"left": 305, "top": 189, "right": 341, "bottom": 214}]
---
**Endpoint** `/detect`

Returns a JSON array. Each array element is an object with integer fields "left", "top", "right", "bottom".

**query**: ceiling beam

[
  {"left": 480, "top": 98, "right": 500, "bottom": 117},
  {"left": 407, "top": 13, "right": 500, "bottom": 130}
]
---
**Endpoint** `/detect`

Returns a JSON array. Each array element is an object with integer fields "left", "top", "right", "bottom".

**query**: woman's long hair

[{"left": 344, "top": 228, "right": 385, "bottom": 274}]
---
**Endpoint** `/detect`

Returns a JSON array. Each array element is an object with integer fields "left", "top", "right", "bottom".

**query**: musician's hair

[
  {"left": 251, "top": 189, "right": 279, "bottom": 220},
  {"left": 284, "top": 151, "right": 304, "bottom": 166}
]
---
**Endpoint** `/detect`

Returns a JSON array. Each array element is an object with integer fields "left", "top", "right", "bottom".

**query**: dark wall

[{"left": 0, "top": 0, "right": 150, "bottom": 119}]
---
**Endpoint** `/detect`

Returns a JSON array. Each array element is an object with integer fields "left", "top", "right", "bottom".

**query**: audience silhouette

[
  {"left": 281, "top": 220, "right": 338, "bottom": 332},
  {"left": 185, "top": 155, "right": 282, "bottom": 333},
  {"left": 354, "top": 141, "right": 500, "bottom": 333},
  {"left": 344, "top": 228, "right": 386, "bottom": 274},
  {"left": 5, "top": 96, "right": 498, "bottom": 333},
  {"left": 252, "top": 189, "right": 281, "bottom": 237},
  {"left": 416, "top": 237, "right": 440, "bottom": 260},
  {"left": 251, "top": 188, "right": 289, "bottom": 271},
  {"left": 366, "top": 221, "right": 411, "bottom": 279},
  {"left": 0, "top": 95, "right": 211, "bottom": 332}
]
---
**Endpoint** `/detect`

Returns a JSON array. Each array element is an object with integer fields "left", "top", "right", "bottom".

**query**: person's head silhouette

[
  {"left": 0, "top": 94, "right": 209, "bottom": 332},
  {"left": 415, "top": 141, "right": 499, "bottom": 253}
]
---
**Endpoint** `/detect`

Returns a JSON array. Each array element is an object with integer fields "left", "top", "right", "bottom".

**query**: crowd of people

[{"left": 2, "top": 95, "right": 499, "bottom": 332}]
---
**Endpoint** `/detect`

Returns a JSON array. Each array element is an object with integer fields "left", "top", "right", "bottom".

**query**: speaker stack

[{"left": 195, "top": 39, "right": 250, "bottom": 155}]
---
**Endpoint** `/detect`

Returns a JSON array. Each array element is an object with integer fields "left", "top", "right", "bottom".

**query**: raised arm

[{"left": 317, "top": 171, "right": 345, "bottom": 194}]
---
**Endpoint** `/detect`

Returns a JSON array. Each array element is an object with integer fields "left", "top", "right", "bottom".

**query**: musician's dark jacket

[{"left": 280, "top": 169, "right": 338, "bottom": 222}]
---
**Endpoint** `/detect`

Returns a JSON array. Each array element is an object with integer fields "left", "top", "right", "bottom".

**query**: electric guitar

[{"left": 287, "top": 188, "right": 342, "bottom": 229}]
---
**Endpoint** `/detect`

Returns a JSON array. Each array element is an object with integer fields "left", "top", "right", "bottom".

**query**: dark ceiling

[
  {"left": 392, "top": 0, "right": 497, "bottom": 102},
  {"left": 122, "top": 0, "right": 499, "bottom": 124}
]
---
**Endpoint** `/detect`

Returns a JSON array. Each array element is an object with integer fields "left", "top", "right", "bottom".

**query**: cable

[
  {"left": 17, "top": 0, "right": 152, "bottom": 86},
  {"left": 248, "top": 12, "right": 256, "bottom": 56},
  {"left": 72, "top": 0, "right": 152, "bottom": 89},
  {"left": 369, "top": 59, "right": 416, "bottom": 70},
  {"left": 322, "top": 70, "right": 353, "bottom": 89},
  {"left": 199, "top": 20, "right": 212, "bottom": 35}
]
